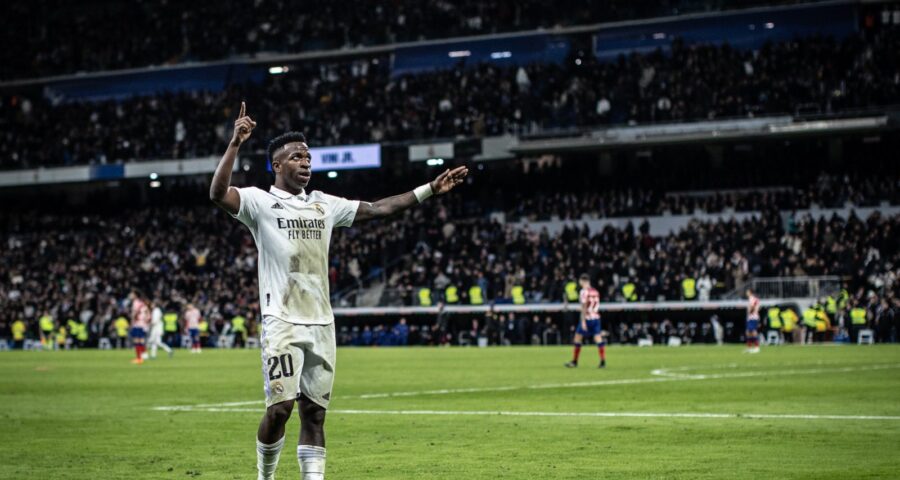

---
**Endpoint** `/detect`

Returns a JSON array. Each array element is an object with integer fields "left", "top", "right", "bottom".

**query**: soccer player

[
  {"left": 565, "top": 274, "right": 606, "bottom": 368},
  {"left": 745, "top": 288, "right": 761, "bottom": 353},
  {"left": 129, "top": 291, "right": 150, "bottom": 364},
  {"left": 210, "top": 102, "right": 467, "bottom": 480},
  {"left": 147, "top": 299, "right": 173, "bottom": 359},
  {"left": 183, "top": 303, "right": 202, "bottom": 353}
]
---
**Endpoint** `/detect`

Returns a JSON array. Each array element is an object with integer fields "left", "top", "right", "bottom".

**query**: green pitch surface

[{"left": 2, "top": 345, "right": 900, "bottom": 479}]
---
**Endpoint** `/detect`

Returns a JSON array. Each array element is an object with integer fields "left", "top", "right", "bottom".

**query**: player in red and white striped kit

[
  {"left": 565, "top": 274, "right": 607, "bottom": 368},
  {"left": 745, "top": 289, "right": 761, "bottom": 354},
  {"left": 183, "top": 303, "right": 203, "bottom": 353},
  {"left": 129, "top": 291, "right": 151, "bottom": 364}
]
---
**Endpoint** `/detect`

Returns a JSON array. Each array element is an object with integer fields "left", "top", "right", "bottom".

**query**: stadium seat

[
  {"left": 181, "top": 336, "right": 193, "bottom": 349},
  {"left": 766, "top": 331, "right": 781, "bottom": 345},
  {"left": 246, "top": 337, "right": 260, "bottom": 349},
  {"left": 23, "top": 339, "right": 39, "bottom": 351},
  {"left": 857, "top": 329, "right": 875, "bottom": 345},
  {"left": 0, "top": 340, "right": 9, "bottom": 351},
  {"left": 638, "top": 338, "right": 653, "bottom": 347},
  {"left": 668, "top": 337, "right": 683, "bottom": 347},
  {"left": 98, "top": 338, "right": 112, "bottom": 350}
]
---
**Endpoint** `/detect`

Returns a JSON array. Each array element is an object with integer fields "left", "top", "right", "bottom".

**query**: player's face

[{"left": 275, "top": 142, "right": 312, "bottom": 189}]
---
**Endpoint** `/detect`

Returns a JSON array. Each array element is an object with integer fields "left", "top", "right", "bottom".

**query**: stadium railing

[{"left": 721, "top": 276, "right": 841, "bottom": 300}]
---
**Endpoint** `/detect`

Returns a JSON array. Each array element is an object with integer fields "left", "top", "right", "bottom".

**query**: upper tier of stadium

[
  {"left": 3, "top": 0, "right": 828, "bottom": 81},
  {"left": 3, "top": 23, "right": 899, "bottom": 171}
]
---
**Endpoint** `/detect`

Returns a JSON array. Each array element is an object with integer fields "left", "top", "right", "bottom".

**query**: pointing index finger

[{"left": 239, "top": 102, "right": 246, "bottom": 119}]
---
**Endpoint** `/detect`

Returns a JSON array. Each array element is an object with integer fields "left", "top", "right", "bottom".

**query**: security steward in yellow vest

[
  {"left": 231, "top": 315, "right": 248, "bottom": 348},
  {"left": 849, "top": 305, "right": 868, "bottom": 343},
  {"left": 814, "top": 304, "right": 830, "bottom": 342},
  {"left": 75, "top": 320, "right": 89, "bottom": 347},
  {"left": 511, "top": 285, "right": 525, "bottom": 305},
  {"left": 12, "top": 318, "right": 27, "bottom": 349},
  {"left": 682, "top": 277, "right": 697, "bottom": 301},
  {"left": 112, "top": 315, "right": 130, "bottom": 349},
  {"left": 780, "top": 308, "right": 799, "bottom": 343},
  {"left": 198, "top": 319, "right": 210, "bottom": 346},
  {"left": 418, "top": 288, "right": 432, "bottom": 306},
  {"left": 66, "top": 319, "right": 80, "bottom": 348},
  {"left": 163, "top": 311, "right": 179, "bottom": 347},
  {"left": 622, "top": 281, "right": 638, "bottom": 302},
  {"left": 469, "top": 285, "right": 484, "bottom": 305},
  {"left": 56, "top": 324, "right": 68, "bottom": 349},
  {"left": 801, "top": 306, "right": 818, "bottom": 344},
  {"left": 564, "top": 281, "right": 579, "bottom": 303},
  {"left": 444, "top": 285, "right": 459, "bottom": 304},
  {"left": 767, "top": 307, "right": 782, "bottom": 343},
  {"left": 39, "top": 314, "right": 55, "bottom": 348}
]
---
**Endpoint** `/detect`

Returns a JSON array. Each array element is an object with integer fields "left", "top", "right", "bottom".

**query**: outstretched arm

[
  {"left": 210, "top": 102, "right": 257, "bottom": 215},
  {"left": 354, "top": 166, "right": 468, "bottom": 222}
]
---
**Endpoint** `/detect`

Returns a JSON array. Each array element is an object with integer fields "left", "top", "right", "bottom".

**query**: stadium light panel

[
  {"left": 149, "top": 180, "right": 161, "bottom": 188},
  {"left": 426, "top": 158, "right": 444, "bottom": 166},
  {"left": 448, "top": 50, "right": 471, "bottom": 58},
  {"left": 327, "top": 171, "right": 338, "bottom": 178},
  {"left": 490, "top": 51, "right": 512, "bottom": 59},
  {"left": 149, "top": 172, "right": 158, "bottom": 180},
  {"left": 765, "top": 22, "right": 775, "bottom": 29},
  {"left": 268, "top": 66, "right": 289, "bottom": 75}
]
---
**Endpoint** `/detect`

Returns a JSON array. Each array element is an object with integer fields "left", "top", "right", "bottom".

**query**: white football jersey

[{"left": 232, "top": 185, "right": 358, "bottom": 325}]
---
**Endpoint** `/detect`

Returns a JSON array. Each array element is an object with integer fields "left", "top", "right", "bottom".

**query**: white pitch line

[
  {"left": 152, "top": 406, "right": 900, "bottom": 421},
  {"left": 355, "top": 363, "right": 900, "bottom": 399},
  {"left": 153, "top": 363, "right": 900, "bottom": 412}
]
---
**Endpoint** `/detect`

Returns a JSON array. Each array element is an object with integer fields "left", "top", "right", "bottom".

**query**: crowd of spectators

[
  {"left": 4, "top": 26, "right": 900, "bottom": 171},
  {"left": 1, "top": 172, "right": 897, "bottom": 348},
  {"left": 1, "top": 0, "right": 817, "bottom": 80}
]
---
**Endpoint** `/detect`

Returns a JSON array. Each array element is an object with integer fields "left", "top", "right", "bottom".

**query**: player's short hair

[
  {"left": 267, "top": 131, "right": 307, "bottom": 166},
  {"left": 579, "top": 273, "right": 590, "bottom": 282}
]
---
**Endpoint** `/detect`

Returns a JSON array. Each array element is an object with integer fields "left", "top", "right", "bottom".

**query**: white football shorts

[{"left": 260, "top": 315, "right": 336, "bottom": 409}]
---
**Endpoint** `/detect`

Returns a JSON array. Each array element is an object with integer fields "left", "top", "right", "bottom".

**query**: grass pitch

[{"left": 1, "top": 344, "right": 899, "bottom": 479}]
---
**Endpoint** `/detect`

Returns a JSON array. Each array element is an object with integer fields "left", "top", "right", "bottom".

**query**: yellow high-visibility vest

[
  {"left": 114, "top": 317, "right": 130, "bottom": 337},
  {"left": 850, "top": 308, "right": 867, "bottom": 325},
  {"left": 231, "top": 316, "right": 247, "bottom": 333},
  {"left": 445, "top": 286, "right": 459, "bottom": 304},
  {"left": 511, "top": 286, "right": 525, "bottom": 305},
  {"left": 163, "top": 313, "right": 179, "bottom": 332},
  {"left": 199, "top": 320, "right": 209, "bottom": 333},
  {"left": 469, "top": 286, "right": 484, "bottom": 305},
  {"left": 39, "top": 315, "right": 54, "bottom": 332},
  {"left": 838, "top": 289, "right": 850, "bottom": 310},
  {"left": 826, "top": 296, "right": 837, "bottom": 314},
  {"left": 56, "top": 326, "right": 67, "bottom": 343},
  {"left": 682, "top": 278, "right": 697, "bottom": 300},
  {"left": 564, "top": 282, "right": 579, "bottom": 302},
  {"left": 802, "top": 308, "right": 818, "bottom": 328},
  {"left": 76, "top": 322, "right": 89, "bottom": 341},
  {"left": 12, "top": 320, "right": 26, "bottom": 341},
  {"left": 418, "top": 288, "right": 432, "bottom": 306},
  {"left": 622, "top": 283, "right": 637, "bottom": 302},
  {"left": 780, "top": 309, "right": 798, "bottom": 333},
  {"left": 768, "top": 308, "right": 782, "bottom": 329}
]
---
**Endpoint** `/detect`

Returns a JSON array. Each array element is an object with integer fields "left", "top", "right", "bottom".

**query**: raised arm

[
  {"left": 354, "top": 166, "right": 468, "bottom": 222},
  {"left": 210, "top": 102, "right": 257, "bottom": 215}
]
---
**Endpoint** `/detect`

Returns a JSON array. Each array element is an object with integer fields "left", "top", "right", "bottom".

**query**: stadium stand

[
  {"left": 1, "top": 0, "right": 821, "bottom": 80},
  {"left": 1, "top": 1, "right": 898, "bottom": 350},
  {"left": 1, "top": 156, "right": 897, "bottom": 347},
  {"left": 2, "top": 24, "right": 898, "bottom": 171}
]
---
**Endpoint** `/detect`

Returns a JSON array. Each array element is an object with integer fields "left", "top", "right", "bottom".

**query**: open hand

[
  {"left": 231, "top": 101, "right": 257, "bottom": 145},
  {"left": 430, "top": 166, "right": 468, "bottom": 195}
]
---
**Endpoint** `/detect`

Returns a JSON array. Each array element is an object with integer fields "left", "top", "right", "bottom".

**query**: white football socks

[
  {"left": 297, "top": 445, "right": 326, "bottom": 480},
  {"left": 256, "top": 436, "right": 285, "bottom": 480}
]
